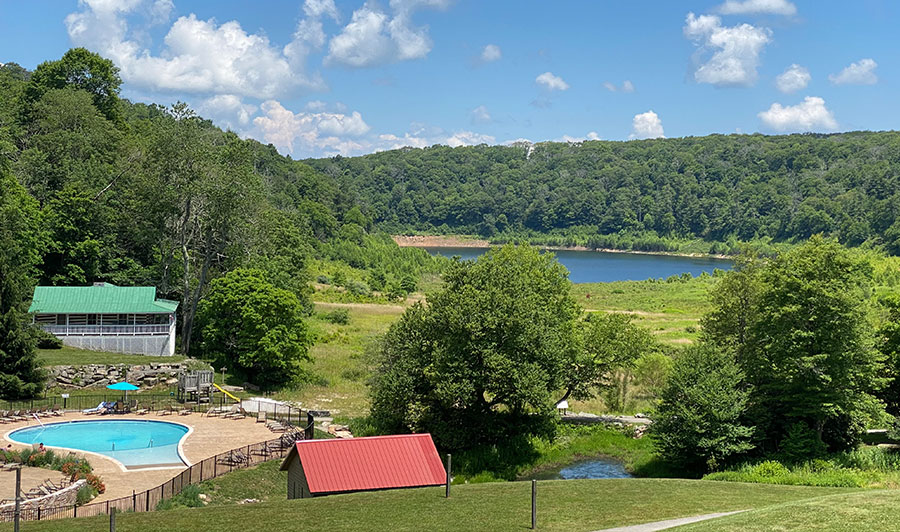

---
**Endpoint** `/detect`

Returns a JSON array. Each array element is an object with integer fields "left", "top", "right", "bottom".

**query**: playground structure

[{"left": 176, "top": 370, "right": 215, "bottom": 404}]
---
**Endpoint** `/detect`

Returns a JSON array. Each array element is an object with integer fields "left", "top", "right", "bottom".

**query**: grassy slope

[
  {"left": 0, "top": 480, "right": 853, "bottom": 532},
  {"left": 678, "top": 489, "right": 900, "bottom": 531}
]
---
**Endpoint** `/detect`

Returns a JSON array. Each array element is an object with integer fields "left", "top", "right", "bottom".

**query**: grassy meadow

[{"left": 0, "top": 479, "right": 856, "bottom": 532}]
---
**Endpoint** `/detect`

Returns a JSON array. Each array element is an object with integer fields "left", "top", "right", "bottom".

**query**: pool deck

[{"left": 2, "top": 411, "right": 277, "bottom": 503}]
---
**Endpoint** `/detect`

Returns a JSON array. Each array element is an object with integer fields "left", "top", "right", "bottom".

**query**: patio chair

[
  {"left": 0, "top": 411, "right": 11, "bottom": 423},
  {"left": 157, "top": 405, "right": 173, "bottom": 416},
  {"left": 222, "top": 407, "right": 244, "bottom": 420},
  {"left": 204, "top": 407, "right": 222, "bottom": 417},
  {"left": 48, "top": 405, "right": 63, "bottom": 416},
  {"left": 134, "top": 404, "right": 149, "bottom": 415},
  {"left": 179, "top": 406, "right": 193, "bottom": 416}
]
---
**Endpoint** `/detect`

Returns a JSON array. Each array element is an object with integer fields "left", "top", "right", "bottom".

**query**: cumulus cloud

[
  {"left": 326, "top": 0, "right": 450, "bottom": 67},
  {"left": 758, "top": 96, "right": 838, "bottom": 131},
  {"left": 252, "top": 100, "right": 371, "bottom": 155},
  {"left": 536, "top": 72, "right": 569, "bottom": 91},
  {"left": 603, "top": 80, "right": 635, "bottom": 93},
  {"left": 470, "top": 105, "right": 491, "bottom": 124},
  {"left": 66, "top": 0, "right": 327, "bottom": 98},
  {"left": 481, "top": 44, "right": 501, "bottom": 62},
  {"left": 683, "top": 12, "right": 771, "bottom": 87},
  {"left": 775, "top": 64, "right": 810, "bottom": 93},
  {"left": 558, "top": 131, "right": 601, "bottom": 142},
  {"left": 630, "top": 111, "right": 665, "bottom": 139},
  {"left": 196, "top": 94, "right": 258, "bottom": 131},
  {"left": 717, "top": 0, "right": 796, "bottom": 15},
  {"left": 829, "top": 58, "right": 878, "bottom": 85}
]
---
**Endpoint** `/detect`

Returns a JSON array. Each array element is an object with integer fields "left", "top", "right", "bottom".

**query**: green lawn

[
  {"left": 0, "top": 479, "right": 855, "bottom": 532},
  {"left": 678, "top": 489, "right": 900, "bottom": 531},
  {"left": 37, "top": 346, "right": 185, "bottom": 366}
]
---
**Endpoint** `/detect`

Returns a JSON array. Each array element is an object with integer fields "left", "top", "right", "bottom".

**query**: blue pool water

[{"left": 9, "top": 420, "right": 189, "bottom": 468}]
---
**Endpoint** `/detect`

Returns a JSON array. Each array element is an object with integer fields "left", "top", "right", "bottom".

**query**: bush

[
  {"left": 316, "top": 275, "right": 330, "bottom": 285},
  {"left": 345, "top": 280, "right": 370, "bottom": 297},
  {"left": 321, "top": 308, "right": 350, "bottom": 325},
  {"left": 75, "top": 484, "right": 95, "bottom": 506},
  {"left": 157, "top": 484, "right": 204, "bottom": 510}
]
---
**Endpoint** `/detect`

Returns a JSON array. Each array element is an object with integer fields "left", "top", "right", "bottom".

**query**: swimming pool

[{"left": 8, "top": 420, "right": 190, "bottom": 469}]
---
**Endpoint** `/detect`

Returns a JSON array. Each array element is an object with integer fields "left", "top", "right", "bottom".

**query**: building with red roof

[{"left": 279, "top": 433, "right": 446, "bottom": 499}]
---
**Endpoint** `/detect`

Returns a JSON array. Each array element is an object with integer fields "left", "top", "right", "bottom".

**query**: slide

[{"left": 213, "top": 383, "right": 241, "bottom": 402}]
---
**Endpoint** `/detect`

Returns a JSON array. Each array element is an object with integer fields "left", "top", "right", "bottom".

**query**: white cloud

[
  {"left": 66, "top": 0, "right": 327, "bottom": 99},
  {"left": 717, "top": 0, "right": 796, "bottom": 16},
  {"left": 536, "top": 71, "right": 569, "bottom": 91},
  {"left": 558, "top": 131, "right": 601, "bottom": 142},
  {"left": 196, "top": 94, "right": 257, "bottom": 131},
  {"left": 303, "top": 0, "right": 339, "bottom": 21},
  {"left": 630, "top": 110, "right": 665, "bottom": 139},
  {"left": 683, "top": 12, "right": 771, "bottom": 87},
  {"left": 252, "top": 100, "right": 370, "bottom": 155},
  {"left": 758, "top": 96, "right": 838, "bottom": 131},
  {"left": 470, "top": 105, "right": 491, "bottom": 124},
  {"left": 775, "top": 64, "right": 810, "bottom": 93},
  {"left": 603, "top": 80, "right": 635, "bottom": 93},
  {"left": 446, "top": 131, "right": 495, "bottom": 147},
  {"left": 481, "top": 44, "right": 501, "bottom": 62},
  {"left": 326, "top": 0, "right": 450, "bottom": 67},
  {"left": 829, "top": 58, "right": 878, "bottom": 85}
]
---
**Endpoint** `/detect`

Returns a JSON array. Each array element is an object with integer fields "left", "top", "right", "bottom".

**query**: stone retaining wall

[{"left": 46, "top": 363, "right": 192, "bottom": 389}]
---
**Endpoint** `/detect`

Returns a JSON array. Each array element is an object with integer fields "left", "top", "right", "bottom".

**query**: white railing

[{"left": 41, "top": 324, "right": 171, "bottom": 336}]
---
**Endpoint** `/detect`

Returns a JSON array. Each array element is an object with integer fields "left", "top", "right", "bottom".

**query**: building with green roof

[{"left": 30, "top": 283, "right": 178, "bottom": 356}]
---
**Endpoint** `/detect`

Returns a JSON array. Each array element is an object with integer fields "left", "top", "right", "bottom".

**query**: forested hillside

[
  {"left": 306, "top": 133, "right": 900, "bottom": 254},
  {"left": 0, "top": 49, "right": 433, "bottom": 363}
]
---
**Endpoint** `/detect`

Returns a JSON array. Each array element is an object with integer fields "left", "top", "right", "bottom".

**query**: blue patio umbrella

[{"left": 107, "top": 381, "right": 139, "bottom": 401}]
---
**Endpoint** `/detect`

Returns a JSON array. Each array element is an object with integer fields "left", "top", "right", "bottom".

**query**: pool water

[{"left": 9, "top": 420, "right": 189, "bottom": 468}]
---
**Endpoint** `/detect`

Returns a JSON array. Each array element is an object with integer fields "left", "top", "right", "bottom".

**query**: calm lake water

[
  {"left": 527, "top": 458, "right": 633, "bottom": 480},
  {"left": 422, "top": 247, "right": 732, "bottom": 284}
]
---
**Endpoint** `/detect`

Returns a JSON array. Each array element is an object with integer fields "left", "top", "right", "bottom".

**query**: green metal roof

[{"left": 28, "top": 284, "right": 179, "bottom": 314}]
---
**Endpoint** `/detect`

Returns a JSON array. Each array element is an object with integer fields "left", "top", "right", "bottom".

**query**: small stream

[{"left": 527, "top": 458, "right": 632, "bottom": 480}]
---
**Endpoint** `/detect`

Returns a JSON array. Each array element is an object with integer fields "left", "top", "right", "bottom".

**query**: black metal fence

[{"left": 0, "top": 421, "right": 312, "bottom": 523}]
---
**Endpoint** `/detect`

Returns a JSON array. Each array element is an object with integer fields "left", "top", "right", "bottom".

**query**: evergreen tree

[{"left": 0, "top": 171, "right": 45, "bottom": 399}]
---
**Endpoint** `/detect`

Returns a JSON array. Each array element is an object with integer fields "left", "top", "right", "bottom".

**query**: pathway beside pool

[{"left": 2, "top": 411, "right": 276, "bottom": 503}]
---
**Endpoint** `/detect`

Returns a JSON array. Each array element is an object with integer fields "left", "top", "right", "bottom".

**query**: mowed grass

[
  {"left": 0, "top": 479, "right": 855, "bottom": 532},
  {"left": 678, "top": 489, "right": 900, "bottom": 531},
  {"left": 572, "top": 276, "right": 716, "bottom": 345},
  {"left": 37, "top": 346, "right": 185, "bottom": 366}
]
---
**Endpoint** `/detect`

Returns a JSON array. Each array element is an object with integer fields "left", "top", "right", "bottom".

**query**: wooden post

[
  {"left": 109, "top": 506, "right": 116, "bottom": 532},
  {"left": 132, "top": 490, "right": 136, "bottom": 512},
  {"left": 531, "top": 480, "right": 537, "bottom": 530},
  {"left": 445, "top": 453, "right": 451, "bottom": 498},
  {"left": 14, "top": 467, "right": 20, "bottom": 532}
]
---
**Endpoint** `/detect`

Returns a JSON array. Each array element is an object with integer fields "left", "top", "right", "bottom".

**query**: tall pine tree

[{"left": 0, "top": 167, "right": 45, "bottom": 398}]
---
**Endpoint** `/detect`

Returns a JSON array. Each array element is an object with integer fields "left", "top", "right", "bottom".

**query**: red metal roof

[{"left": 284, "top": 434, "right": 446, "bottom": 494}]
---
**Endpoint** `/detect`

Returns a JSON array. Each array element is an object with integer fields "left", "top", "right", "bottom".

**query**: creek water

[
  {"left": 422, "top": 247, "right": 732, "bottom": 284},
  {"left": 527, "top": 458, "right": 633, "bottom": 480}
]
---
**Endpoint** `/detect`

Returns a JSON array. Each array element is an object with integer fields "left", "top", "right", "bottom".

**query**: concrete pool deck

[{"left": 2, "top": 411, "right": 276, "bottom": 503}]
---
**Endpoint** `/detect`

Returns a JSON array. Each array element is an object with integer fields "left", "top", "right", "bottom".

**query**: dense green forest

[
  {"left": 0, "top": 49, "right": 434, "bottom": 381},
  {"left": 306, "top": 133, "right": 900, "bottom": 254}
]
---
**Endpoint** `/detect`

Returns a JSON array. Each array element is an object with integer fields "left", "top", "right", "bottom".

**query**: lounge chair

[
  {"left": 157, "top": 405, "right": 173, "bottom": 416},
  {"left": 222, "top": 407, "right": 244, "bottom": 420},
  {"left": 48, "top": 405, "right": 63, "bottom": 416},
  {"left": 179, "top": 407, "right": 192, "bottom": 416},
  {"left": 204, "top": 407, "right": 222, "bottom": 417},
  {"left": 134, "top": 404, "right": 149, "bottom": 415},
  {"left": 82, "top": 402, "right": 106, "bottom": 415}
]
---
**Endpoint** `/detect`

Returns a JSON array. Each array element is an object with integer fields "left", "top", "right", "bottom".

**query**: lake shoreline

[{"left": 392, "top": 234, "right": 732, "bottom": 261}]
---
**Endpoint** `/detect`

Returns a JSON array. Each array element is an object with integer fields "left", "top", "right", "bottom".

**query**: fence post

[
  {"left": 109, "top": 507, "right": 116, "bottom": 532},
  {"left": 145, "top": 489, "right": 149, "bottom": 512},
  {"left": 445, "top": 454, "right": 451, "bottom": 498},
  {"left": 14, "top": 466, "right": 20, "bottom": 532},
  {"left": 132, "top": 490, "right": 136, "bottom": 512},
  {"left": 531, "top": 480, "right": 537, "bottom": 530}
]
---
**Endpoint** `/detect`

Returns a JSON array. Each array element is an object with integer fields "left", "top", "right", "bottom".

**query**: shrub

[
  {"left": 316, "top": 275, "right": 330, "bottom": 285},
  {"left": 322, "top": 308, "right": 350, "bottom": 325},
  {"left": 345, "top": 280, "right": 370, "bottom": 297},
  {"left": 75, "top": 484, "right": 95, "bottom": 506},
  {"left": 157, "top": 484, "right": 204, "bottom": 510}
]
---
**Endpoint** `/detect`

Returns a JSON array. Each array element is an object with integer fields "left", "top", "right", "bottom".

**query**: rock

[
  {"left": 198, "top": 493, "right": 209, "bottom": 501},
  {"left": 239, "top": 498, "right": 260, "bottom": 504}
]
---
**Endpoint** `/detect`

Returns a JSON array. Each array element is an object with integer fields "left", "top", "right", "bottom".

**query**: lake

[{"left": 422, "top": 247, "right": 732, "bottom": 284}]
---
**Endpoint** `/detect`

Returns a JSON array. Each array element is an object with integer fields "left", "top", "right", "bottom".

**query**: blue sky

[{"left": 1, "top": 0, "right": 896, "bottom": 157}]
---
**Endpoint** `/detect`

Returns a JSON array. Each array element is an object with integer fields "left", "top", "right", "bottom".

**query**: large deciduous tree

[
  {"left": 370, "top": 245, "right": 580, "bottom": 449},
  {"left": 653, "top": 345, "right": 754, "bottom": 472},
  {"left": 195, "top": 269, "right": 311, "bottom": 389}
]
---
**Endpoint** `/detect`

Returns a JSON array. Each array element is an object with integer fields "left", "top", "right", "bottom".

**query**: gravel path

[{"left": 592, "top": 511, "right": 746, "bottom": 532}]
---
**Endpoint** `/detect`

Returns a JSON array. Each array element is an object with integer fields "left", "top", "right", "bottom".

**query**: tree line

[{"left": 306, "top": 133, "right": 900, "bottom": 255}]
